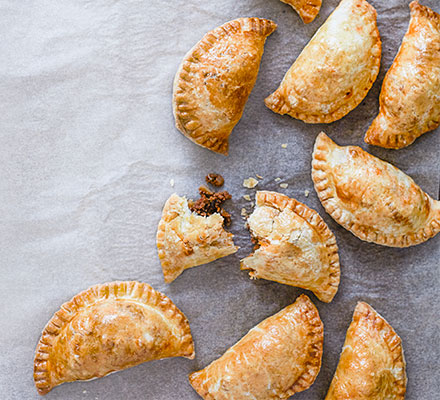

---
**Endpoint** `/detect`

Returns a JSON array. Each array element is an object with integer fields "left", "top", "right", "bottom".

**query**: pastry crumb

[
  {"left": 243, "top": 177, "right": 258, "bottom": 188},
  {"left": 170, "top": 178, "right": 175, "bottom": 187},
  {"left": 205, "top": 173, "right": 224, "bottom": 187},
  {"left": 305, "top": 190, "right": 310, "bottom": 197},
  {"left": 255, "top": 174, "right": 263, "bottom": 179},
  {"left": 280, "top": 183, "right": 288, "bottom": 189},
  {"left": 281, "top": 143, "right": 288, "bottom": 148},
  {"left": 275, "top": 177, "right": 281, "bottom": 182},
  {"left": 243, "top": 194, "right": 251, "bottom": 201},
  {"left": 241, "top": 208, "right": 248, "bottom": 217}
]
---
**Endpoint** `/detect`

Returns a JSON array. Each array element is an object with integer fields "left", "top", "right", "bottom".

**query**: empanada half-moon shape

[
  {"left": 312, "top": 132, "right": 440, "bottom": 247},
  {"left": 241, "top": 191, "right": 340, "bottom": 302},
  {"left": 265, "top": 0, "right": 381, "bottom": 123},
  {"left": 173, "top": 18, "right": 277, "bottom": 155},
  {"left": 189, "top": 294, "right": 323, "bottom": 400},
  {"left": 365, "top": 1, "right": 440, "bottom": 149},
  {"left": 280, "top": 0, "right": 322, "bottom": 24},
  {"left": 156, "top": 194, "right": 238, "bottom": 283},
  {"left": 34, "top": 281, "right": 194, "bottom": 395},
  {"left": 325, "top": 302, "right": 406, "bottom": 399}
]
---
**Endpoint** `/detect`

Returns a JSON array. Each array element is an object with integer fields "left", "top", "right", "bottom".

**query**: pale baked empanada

[
  {"left": 34, "top": 281, "right": 194, "bottom": 395},
  {"left": 173, "top": 18, "right": 277, "bottom": 155},
  {"left": 312, "top": 132, "right": 440, "bottom": 247},
  {"left": 265, "top": 0, "right": 381, "bottom": 123},
  {"left": 365, "top": 1, "right": 440, "bottom": 149},
  {"left": 325, "top": 302, "right": 406, "bottom": 399},
  {"left": 280, "top": 0, "right": 322, "bottom": 24},
  {"left": 189, "top": 294, "right": 323, "bottom": 399},
  {"left": 156, "top": 193, "right": 238, "bottom": 283},
  {"left": 241, "top": 191, "right": 340, "bottom": 302}
]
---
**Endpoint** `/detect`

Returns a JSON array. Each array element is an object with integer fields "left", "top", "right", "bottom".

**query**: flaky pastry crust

[
  {"left": 189, "top": 294, "right": 323, "bottom": 400},
  {"left": 173, "top": 18, "right": 277, "bottom": 155},
  {"left": 280, "top": 0, "right": 322, "bottom": 24},
  {"left": 34, "top": 281, "right": 194, "bottom": 395},
  {"left": 265, "top": 0, "right": 381, "bottom": 123},
  {"left": 325, "top": 302, "right": 406, "bottom": 399},
  {"left": 156, "top": 194, "right": 237, "bottom": 283},
  {"left": 312, "top": 132, "right": 440, "bottom": 247},
  {"left": 241, "top": 191, "right": 340, "bottom": 302},
  {"left": 365, "top": 1, "right": 440, "bottom": 149}
]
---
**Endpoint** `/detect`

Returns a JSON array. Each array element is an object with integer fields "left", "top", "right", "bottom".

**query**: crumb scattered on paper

[
  {"left": 275, "top": 177, "right": 281, "bottom": 182},
  {"left": 281, "top": 143, "right": 287, "bottom": 148},
  {"left": 243, "top": 194, "right": 251, "bottom": 201},
  {"left": 169, "top": 178, "right": 174, "bottom": 187},
  {"left": 305, "top": 190, "right": 310, "bottom": 197},
  {"left": 243, "top": 177, "right": 258, "bottom": 188},
  {"left": 280, "top": 183, "right": 288, "bottom": 189},
  {"left": 255, "top": 174, "right": 263, "bottom": 179},
  {"left": 205, "top": 173, "right": 224, "bottom": 187}
]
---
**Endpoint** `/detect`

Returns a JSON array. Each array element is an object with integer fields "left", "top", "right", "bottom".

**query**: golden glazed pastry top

[
  {"left": 34, "top": 282, "right": 194, "bottom": 395},
  {"left": 280, "top": 0, "right": 322, "bottom": 24},
  {"left": 173, "top": 18, "right": 277, "bottom": 155},
  {"left": 326, "top": 302, "right": 406, "bottom": 399},
  {"left": 189, "top": 294, "right": 323, "bottom": 399},
  {"left": 241, "top": 191, "right": 340, "bottom": 302},
  {"left": 265, "top": 0, "right": 381, "bottom": 123},
  {"left": 365, "top": 1, "right": 440, "bottom": 149},
  {"left": 312, "top": 132, "right": 440, "bottom": 247}
]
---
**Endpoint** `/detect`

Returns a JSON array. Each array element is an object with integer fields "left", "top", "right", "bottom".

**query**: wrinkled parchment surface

[{"left": 1, "top": 0, "right": 439, "bottom": 398}]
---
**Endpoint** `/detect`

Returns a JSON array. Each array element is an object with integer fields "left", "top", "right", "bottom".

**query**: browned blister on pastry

[
  {"left": 173, "top": 18, "right": 277, "bottom": 155},
  {"left": 189, "top": 294, "right": 323, "bottom": 400},
  {"left": 280, "top": 0, "right": 322, "bottom": 24},
  {"left": 265, "top": 0, "right": 381, "bottom": 123},
  {"left": 365, "top": 2, "right": 440, "bottom": 149},
  {"left": 241, "top": 191, "right": 340, "bottom": 302},
  {"left": 156, "top": 193, "right": 237, "bottom": 283},
  {"left": 312, "top": 132, "right": 440, "bottom": 247},
  {"left": 325, "top": 302, "right": 406, "bottom": 400},
  {"left": 34, "top": 281, "right": 194, "bottom": 395}
]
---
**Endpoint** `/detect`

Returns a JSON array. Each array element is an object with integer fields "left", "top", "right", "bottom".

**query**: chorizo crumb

[
  {"left": 205, "top": 173, "right": 225, "bottom": 187},
  {"left": 189, "top": 186, "right": 232, "bottom": 226}
]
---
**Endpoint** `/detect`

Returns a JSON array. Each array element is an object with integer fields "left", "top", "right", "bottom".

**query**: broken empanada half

[
  {"left": 265, "top": 0, "right": 381, "bottom": 123},
  {"left": 365, "top": 1, "right": 440, "bottom": 149},
  {"left": 189, "top": 294, "right": 323, "bottom": 400},
  {"left": 312, "top": 132, "right": 440, "bottom": 247},
  {"left": 241, "top": 191, "right": 340, "bottom": 302},
  {"left": 173, "top": 18, "right": 277, "bottom": 155},
  {"left": 34, "top": 281, "right": 194, "bottom": 395},
  {"left": 325, "top": 302, "right": 406, "bottom": 399},
  {"left": 156, "top": 193, "right": 238, "bottom": 283},
  {"left": 280, "top": 0, "right": 322, "bottom": 24}
]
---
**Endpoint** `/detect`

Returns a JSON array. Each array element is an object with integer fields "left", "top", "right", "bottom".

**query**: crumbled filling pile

[{"left": 189, "top": 186, "right": 232, "bottom": 226}]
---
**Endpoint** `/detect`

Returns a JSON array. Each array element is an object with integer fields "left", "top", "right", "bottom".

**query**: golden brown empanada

[
  {"left": 312, "top": 132, "right": 440, "bottom": 247},
  {"left": 34, "top": 281, "right": 194, "bottom": 395},
  {"left": 241, "top": 191, "right": 340, "bottom": 302},
  {"left": 365, "top": 1, "right": 440, "bottom": 149},
  {"left": 156, "top": 193, "right": 238, "bottom": 283},
  {"left": 325, "top": 302, "right": 406, "bottom": 399},
  {"left": 189, "top": 294, "right": 323, "bottom": 399},
  {"left": 265, "top": 0, "right": 381, "bottom": 123},
  {"left": 173, "top": 18, "right": 277, "bottom": 155},
  {"left": 280, "top": 0, "right": 322, "bottom": 24}
]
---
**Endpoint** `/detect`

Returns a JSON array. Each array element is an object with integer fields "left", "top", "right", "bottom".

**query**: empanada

[
  {"left": 241, "top": 191, "right": 340, "bottom": 302},
  {"left": 280, "top": 0, "right": 322, "bottom": 24},
  {"left": 34, "top": 281, "right": 194, "bottom": 395},
  {"left": 312, "top": 132, "right": 440, "bottom": 247},
  {"left": 325, "top": 302, "right": 406, "bottom": 399},
  {"left": 365, "top": 1, "right": 440, "bottom": 149},
  {"left": 173, "top": 18, "right": 277, "bottom": 155},
  {"left": 265, "top": 0, "right": 381, "bottom": 123},
  {"left": 189, "top": 294, "right": 323, "bottom": 399},
  {"left": 156, "top": 193, "right": 238, "bottom": 283}
]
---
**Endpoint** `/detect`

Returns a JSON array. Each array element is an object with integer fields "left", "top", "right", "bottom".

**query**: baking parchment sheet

[{"left": 1, "top": 0, "right": 439, "bottom": 399}]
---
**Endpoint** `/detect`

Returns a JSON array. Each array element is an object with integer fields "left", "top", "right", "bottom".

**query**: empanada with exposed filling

[
  {"left": 34, "top": 281, "right": 194, "bottom": 395},
  {"left": 156, "top": 194, "right": 238, "bottom": 283},
  {"left": 241, "top": 191, "right": 340, "bottom": 302},
  {"left": 365, "top": 1, "right": 440, "bottom": 149},
  {"left": 265, "top": 0, "right": 381, "bottom": 123},
  {"left": 173, "top": 18, "right": 277, "bottom": 155},
  {"left": 325, "top": 302, "right": 406, "bottom": 399},
  {"left": 280, "top": 0, "right": 322, "bottom": 24},
  {"left": 312, "top": 132, "right": 440, "bottom": 247},
  {"left": 189, "top": 294, "right": 323, "bottom": 400}
]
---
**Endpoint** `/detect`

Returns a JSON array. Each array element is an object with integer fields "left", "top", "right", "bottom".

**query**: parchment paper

[{"left": 1, "top": 0, "right": 439, "bottom": 399}]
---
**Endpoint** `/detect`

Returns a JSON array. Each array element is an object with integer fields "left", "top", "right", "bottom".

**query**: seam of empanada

[
  {"left": 173, "top": 18, "right": 277, "bottom": 155},
  {"left": 265, "top": 0, "right": 381, "bottom": 124},
  {"left": 33, "top": 281, "right": 194, "bottom": 395},
  {"left": 312, "top": 132, "right": 440, "bottom": 247},
  {"left": 281, "top": 0, "right": 322, "bottom": 24},
  {"left": 242, "top": 191, "right": 340, "bottom": 302}
]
